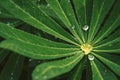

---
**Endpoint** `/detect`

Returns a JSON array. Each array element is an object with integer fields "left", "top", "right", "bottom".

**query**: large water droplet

[
  {"left": 83, "top": 25, "right": 89, "bottom": 31},
  {"left": 0, "top": 11, "right": 2, "bottom": 14},
  {"left": 88, "top": 54, "right": 94, "bottom": 60},
  {"left": 72, "top": 25, "right": 75, "bottom": 29}
]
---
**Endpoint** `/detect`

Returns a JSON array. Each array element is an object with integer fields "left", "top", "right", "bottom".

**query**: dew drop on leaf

[
  {"left": 29, "top": 59, "right": 32, "bottom": 62},
  {"left": 47, "top": 4, "right": 50, "bottom": 7},
  {"left": 88, "top": 54, "right": 94, "bottom": 60},
  {"left": 6, "top": 22, "right": 11, "bottom": 26},
  {"left": 43, "top": 75, "right": 47, "bottom": 79},
  {"left": 72, "top": 25, "right": 75, "bottom": 29},
  {"left": 0, "top": 11, "right": 2, "bottom": 14},
  {"left": 83, "top": 25, "right": 89, "bottom": 31},
  {"left": 68, "top": 0, "right": 70, "bottom": 3}
]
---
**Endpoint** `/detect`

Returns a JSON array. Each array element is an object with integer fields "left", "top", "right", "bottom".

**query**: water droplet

[
  {"left": 43, "top": 75, "right": 47, "bottom": 79},
  {"left": 0, "top": 11, "right": 2, "bottom": 14},
  {"left": 88, "top": 54, "right": 94, "bottom": 60},
  {"left": 11, "top": 73, "right": 14, "bottom": 76},
  {"left": 105, "top": 69, "right": 107, "bottom": 72},
  {"left": 35, "top": 76, "right": 39, "bottom": 79},
  {"left": 74, "top": 37, "right": 77, "bottom": 40},
  {"left": 47, "top": 4, "right": 50, "bottom": 7},
  {"left": 29, "top": 59, "right": 32, "bottom": 62},
  {"left": 72, "top": 25, "right": 75, "bottom": 29},
  {"left": 6, "top": 22, "right": 11, "bottom": 26},
  {"left": 68, "top": 0, "right": 70, "bottom": 3},
  {"left": 10, "top": 77, "right": 13, "bottom": 80},
  {"left": 38, "top": 61, "right": 41, "bottom": 63},
  {"left": 83, "top": 25, "right": 89, "bottom": 31},
  {"left": 68, "top": 13, "right": 71, "bottom": 16}
]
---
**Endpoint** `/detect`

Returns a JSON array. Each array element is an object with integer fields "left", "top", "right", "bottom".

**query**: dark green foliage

[{"left": 0, "top": 0, "right": 120, "bottom": 80}]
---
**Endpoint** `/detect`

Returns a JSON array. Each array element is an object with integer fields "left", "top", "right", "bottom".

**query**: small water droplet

[
  {"left": 38, "top": 61, "right": 41, "bottom": 63},
  {"left": 47, "top": 4, "right": 50, "bottom": 7},
  {"left": 68, "top": 0, "right": 70, "bottom": 3},
  {"left": 35, "top": 76, "right": 39, "bottom": 79},
  {"left": 29, "top": 59, "right": 32, "bottom": 62},
  {"left": 68, "top": 13, "right": 71, "bottom": 16},
  {"left": 83, "top": 25, "right": 89, "bottom": 31},
  {"left": 11, "top": 73, "right": 14, "bottom": 76},
  {"left": 6, "top": 22, "right": 11, "bottom": 26},
  {"left": 105, "top": 69, "right": 107, "bottom": 72},
  {"left": 88, "top": 54, "right": 94, "bottom": 61},
  {"left": 74, "top": 37, "right": 77, "bottom": 40},
  {"left": 43, "top": 75, "right": 47, "bottom": 79},
  {"left": 10, "top": 77, "right": 13, "bottom": 80},
  {"left": 72, "top": 25, "right": 75, "bottom": 29}
]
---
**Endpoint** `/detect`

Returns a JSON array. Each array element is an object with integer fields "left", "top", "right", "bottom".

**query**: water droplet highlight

[
  {"left": 43, "top": 76, "right": 47, "bottom": 79},
  {"left": 47, "top": 4, "right": 50, "bottom": 7},
  {"left": 0, "top": 11, "right": 2, "bottom": 14},
  {"left": 83, "top": 25, "right": 89, "bottom": 31},
  {"left": 72, "top": 25, "right": 75, "bottom": 29},
  {"left": 88, "top": 54, "right": 94, "bottom": 60},
  {"left": 6, "top": 22, "right": 11, "bottom": 26}
]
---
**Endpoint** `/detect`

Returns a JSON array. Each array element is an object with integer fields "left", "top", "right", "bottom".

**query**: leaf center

[{"left": 81, "top": 43, "right": 93, "bottom": 55}]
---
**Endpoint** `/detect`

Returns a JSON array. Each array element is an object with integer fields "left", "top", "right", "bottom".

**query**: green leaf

[
  {"left": 0, "top": 22, "right": 76, "bottom": 48},
  {"left": 0, "top": 0, "right": 78, "bottom": 45},
  {"left": 59, "top": 0, "right": 85, "bottom": 43},
  {"left": 73, "top": 0, "right": 93, "bottom": 42},
  {"left": 94, "top": 29, "right": 120, "bottom": 48},
  {"left": 93, "top": 53, "right": 120, "bottom": 76},
  {"left": 93, "top": 0, "right": 120, "bottom": 44},
  {"left": 0, "top": 49, "right": 9, "bottom": 63},
  {"left": 67, "top": 57, "right": 86, "bottom": 80},
  {"left": 73, "top": 0, "right": 93, "bottom": 26},
  {"left": 0, "top": 53, "right": 24, "bottom": 80},
  {"left": 88, "top": 0, "right": 115, "bottom": 42},
  {"left": 90, "top": 58, "right": 117, "bottom": 80},
  {"left": 0, "top": 5, "right": 14, "bottom": 18},
  {"left": 93, "top": 43, "right": 120, "bottom": 53},
  {"left": 46, "top": 0, "right": 84, "bottom": 44},
  {"left": 0, "top": 39, "right": 80, "bottom": 60},
  {"left": 32, "top": 53, "right": 84, "bottom": 80}
]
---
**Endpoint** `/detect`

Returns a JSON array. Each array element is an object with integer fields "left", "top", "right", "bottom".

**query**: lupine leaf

[
  {"left": 90, "top": 58, "right": 117, "bottom": 80},
  {"left": 73, "top": 0, "right": 93, "bottom": 26},
  {"left": 0, "top": 0, "right": 78, "bottom": 45},
  {"left": 68, "top": 57, "right": 86, "bottom": 80},
  {"left": 46, "top": 0, "right": 84, "bottom": 44},
  {"left": 0, "top": 53, "right": 24, "bottom": 80},
  {"left": 0, "top": 39, "right": 80, "bottom": 60},
  {"left": 93, "top": 53, "right": 120, "bottom": 76},
  {"left": 94, "top": 29, "right": 120, "bottom": 48},
  {"left": 59, "top": 0, "right": 85, "bottom": 43},
  {"left": 32, "top": 53, "right": 84, "bottom": 80},
  {"left": 0, "top": 22, "right": 77, "bottom": 48},
  {"left": 73, "top": 0, "right": 93, "bottom": 42},
  {"left": 88, "top": 0, "right": 115, "bottom": 42},
  {"left": 93, "top": 0, "right": 120, "bottom": 44}
]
